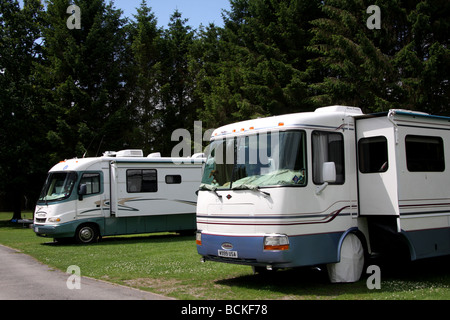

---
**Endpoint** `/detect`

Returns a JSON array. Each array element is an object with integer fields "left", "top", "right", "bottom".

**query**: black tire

[{"left": 75, "top": 224, "right": 99, "bottom": 244}]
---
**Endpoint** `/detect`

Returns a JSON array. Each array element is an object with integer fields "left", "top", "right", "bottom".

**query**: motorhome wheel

[{"left": 75, "top": 224, "right": 99, "bottom": 244}]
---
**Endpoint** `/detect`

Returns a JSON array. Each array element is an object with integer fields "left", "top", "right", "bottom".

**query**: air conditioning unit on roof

[{"left": 115, "top": 149, "right": 144, "bottom": 157}]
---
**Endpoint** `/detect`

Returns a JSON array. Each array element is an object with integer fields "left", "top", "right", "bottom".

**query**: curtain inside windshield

[
  {"left": 201, "top": 131, "right": 306, "bottom": 189},
  {"left": 38, "top": 172, "right": 77, "bottom": 202}
]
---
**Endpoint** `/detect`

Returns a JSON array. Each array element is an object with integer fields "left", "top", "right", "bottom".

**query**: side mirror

[
  {"left": 78, "top": 184, "right": 87, "bottom": 201},
  {"left": 322, "top": 162, "right": 336, "bottom": 183},
  {"left": 316, "top": 162, "right": 336, "bottom": 195}
]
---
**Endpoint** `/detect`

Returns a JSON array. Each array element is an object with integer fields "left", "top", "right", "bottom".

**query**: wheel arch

[{"left": 336, "top": 227, "right": 369, "bottom": 262}]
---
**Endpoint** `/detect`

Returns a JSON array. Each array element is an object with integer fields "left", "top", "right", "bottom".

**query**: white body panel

[{"left": 112, "top": 160, "right": 202, "bottom": 217}]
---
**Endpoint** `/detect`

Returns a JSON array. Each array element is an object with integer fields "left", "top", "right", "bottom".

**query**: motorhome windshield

[
  {"left": 201, "top": 131, "right": 307, "bottom": 189},
  {"left": 38, "top": 172, "right": 78, "bottom": 203}
]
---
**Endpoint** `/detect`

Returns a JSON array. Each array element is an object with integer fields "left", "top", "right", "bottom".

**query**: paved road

[{"left": 0, "top": 244, "right": 173, "bottom": 300}]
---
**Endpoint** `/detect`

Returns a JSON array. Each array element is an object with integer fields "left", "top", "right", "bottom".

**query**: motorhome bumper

[
  {"left": 32, "top": 222, "right": 76, "bottom": 239},
  {"left": 197, "top": 232, "right": 344, "bottom": 268},
  {"left": 197, "top": 233, "right": 294, "bottom": 268}
]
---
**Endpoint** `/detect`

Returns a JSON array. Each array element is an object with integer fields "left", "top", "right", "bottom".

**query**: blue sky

[
  {"left": 18, "top": 0, "right": 231, "bottom": 29},
  {"left": 112, "top": 0, "right": 231, "bottom": 29}
]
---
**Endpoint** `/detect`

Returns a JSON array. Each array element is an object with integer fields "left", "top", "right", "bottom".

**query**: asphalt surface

[{"left": 0, "top": 244, "right": 173, "bottom": 300}]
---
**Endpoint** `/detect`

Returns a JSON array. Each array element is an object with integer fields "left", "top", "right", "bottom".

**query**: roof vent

[
  {"left": 315, "top": 105, "right": 363, "bottom": 115},
  {"left": 147, "top": 152, "right": 161, "bottom": 158},
  {"left": 115, "top": 149, "right": 144, "bottom": 157}
]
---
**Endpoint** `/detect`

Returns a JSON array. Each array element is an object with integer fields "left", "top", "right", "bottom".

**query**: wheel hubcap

[{"left": 80, "top": 227, "right": 93, "bottom": 241}]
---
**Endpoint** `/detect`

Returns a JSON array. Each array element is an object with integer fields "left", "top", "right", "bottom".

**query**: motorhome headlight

[
  {"left": 196, "top": 230, "right": 202, "bottom": 246},
  {"left": 48, "top": 217, "right": 61, "bottom": 223},
  {"left": 263, "top": 234, "right": 289, "bottom": 251}
]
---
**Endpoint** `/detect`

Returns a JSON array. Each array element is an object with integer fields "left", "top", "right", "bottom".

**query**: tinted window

[
  {"left": 405, "top": 135, "right": 444, "bottom": 172},
  {"left": 127, "top": 169, "right": 157, "bottom": 193},
  {"left": 358, "top": 136, "right": 388, "bottom": 173},
  {"left": 166, "top": 175, "right": 182, "bottom": 184}
]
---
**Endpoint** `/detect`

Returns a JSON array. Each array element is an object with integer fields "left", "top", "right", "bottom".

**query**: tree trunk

[{"left": 11, "top": 192, "right": 22, "bottom": 221}]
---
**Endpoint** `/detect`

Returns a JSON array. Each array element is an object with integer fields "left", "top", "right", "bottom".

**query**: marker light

[
  {"left": 263, "top": 234, "right": 289, "bottom": 251},
  {"left": 196, "top": 230, "right": 202, "bottom": 246}
]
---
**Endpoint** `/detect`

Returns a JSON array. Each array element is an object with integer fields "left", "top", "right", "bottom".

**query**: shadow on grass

[
  {"left": 215, "top": 255, "right": 450, "bottom": 298},
  {"left": 0, "top": 219, "right": 33, "bottom": 229},
  {"left": 372, "top": 254, "right": 450, "bottom": 282},
  {"left": 216, "top": 266, "right": 369, "bottom": 299},
  {"left": 41, "top": 232, "right": 196, "bottom": 247}
]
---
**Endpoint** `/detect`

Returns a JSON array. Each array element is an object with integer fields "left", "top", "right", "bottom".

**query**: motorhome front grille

[
  {"left": 35, "top": 218, "right": 46, "bottom": 223},
  {"left": 205, "top": 255, "right": 257, "bottom": 265}
]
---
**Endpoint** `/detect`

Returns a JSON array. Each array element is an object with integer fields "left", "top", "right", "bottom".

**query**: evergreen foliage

[{"left": 0, "top": 0, "right": 448, "bottom": 215}]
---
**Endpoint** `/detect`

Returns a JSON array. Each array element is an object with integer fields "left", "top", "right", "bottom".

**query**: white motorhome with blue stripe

[
  {"left": 33, "top": 150, "right": 204, "bottom": 243},
  {"left": 196, "top": 106, "right": 450, "bottom": 282}
]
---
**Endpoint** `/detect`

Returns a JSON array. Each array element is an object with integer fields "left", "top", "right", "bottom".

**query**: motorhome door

[
  {"left": 76, "top": 171, "right": 105, "bottom": 217},
  {"left": 355, "top": 116, "right": 400, "bottom": 218}
]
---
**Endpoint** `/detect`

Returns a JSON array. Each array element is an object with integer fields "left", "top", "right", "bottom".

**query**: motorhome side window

[
  {"left": 312, "top": 131, "right": 345, "bottom": 184},
  {"left": 405, "top": 135, "right": 445, "bottom": 172},
  {"left": 127, "top": 169, "right": 157, "bottom": 193},
  {"left": 358, "top": 136, "right": 388, "bottom": 173},
  {"left": 166, "top": 175, "right": 182, "bottom": 184},
  {"left": 80, "top": 173, "right": 101, "bottom": 195}
]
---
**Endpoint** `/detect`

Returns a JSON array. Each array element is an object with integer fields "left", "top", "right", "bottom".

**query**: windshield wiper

[
  {"left": 198, "top": 184, "right": 222, "bottom": 199},
  {"left": 231, "top": 184, "right": 271, "bottom": 197}
]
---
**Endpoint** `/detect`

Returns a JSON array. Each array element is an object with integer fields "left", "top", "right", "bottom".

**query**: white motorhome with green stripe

[{"left": 33, "top": 150, "right": 204, "bottom": 243}]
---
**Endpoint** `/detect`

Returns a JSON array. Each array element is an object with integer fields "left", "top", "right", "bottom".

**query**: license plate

[
  {"left": 34, "top": 227, "right": 39, "bottom": 233},
  {"left": 218, "top": 250, "right": 238, "bottom": 258}
]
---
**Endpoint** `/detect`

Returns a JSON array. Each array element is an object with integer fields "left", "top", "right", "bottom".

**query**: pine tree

[
  {"left": 0, "top": 0, "right": 45, "bottom": 218},
  {"left": 194, "top": 0, "right": 323, "bottom": 129},
  {"left": 393, "top": 0, "right": 450, "bottom": 114},
  {"left": 309, "top": 0, "right": 449, "bottom": 114},
  {"left": 154, "top": 10, "right": 197, "bottom": 156},
  {"left": 191, "top": 23, "right": 230, "bottom": 129},
  {"left": 308, "top": 0, "right": 396, "bottom": 112},
  {"left": 128, "top": 0, "right": 161, "bottom": 155},
  {"left": 38, "top": 0, "right": 132, "bottom": 162}
]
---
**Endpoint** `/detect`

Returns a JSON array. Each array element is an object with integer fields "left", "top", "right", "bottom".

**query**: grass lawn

[{"left": 1, "top": 212, "right": 450, "bottom": 300}]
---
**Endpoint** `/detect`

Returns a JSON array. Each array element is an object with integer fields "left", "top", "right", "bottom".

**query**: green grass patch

[{"left": 1, "top": 212, "right": 450, "bottom": 299}]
